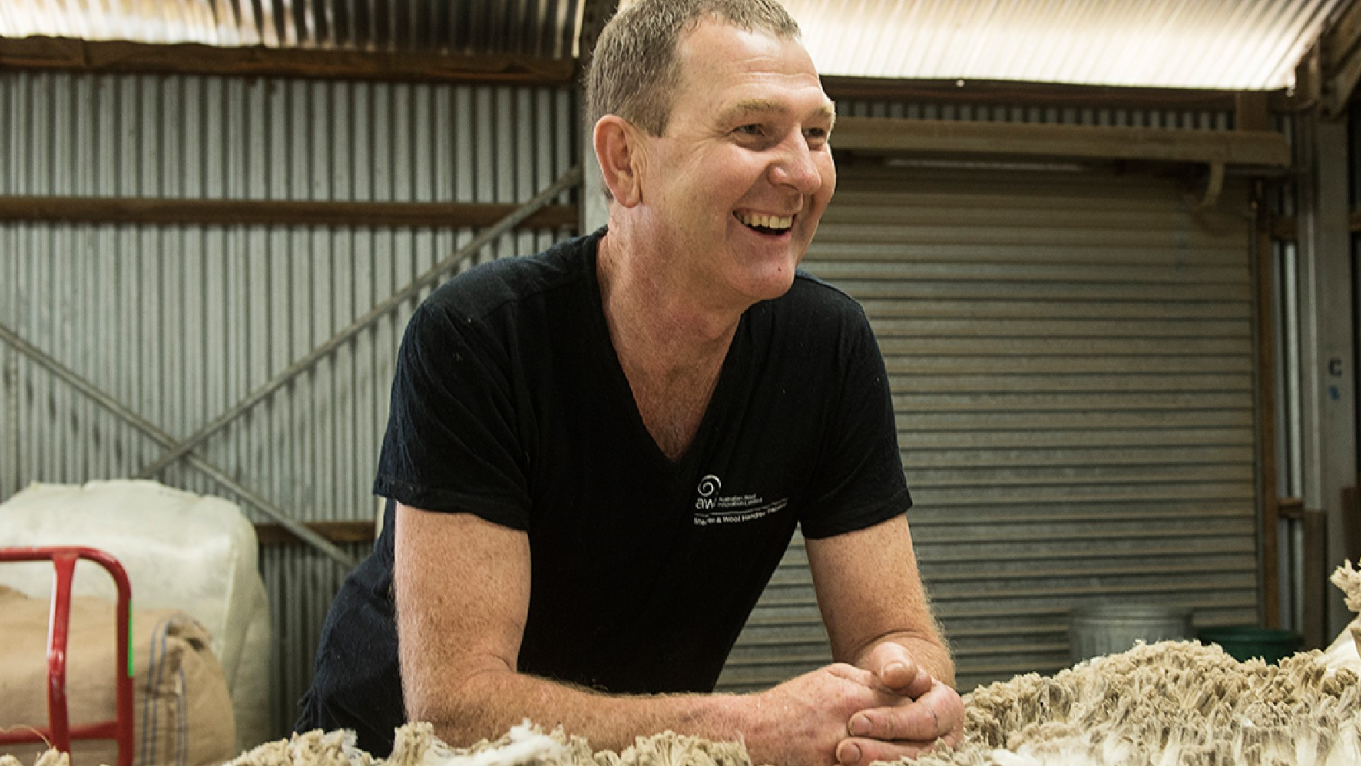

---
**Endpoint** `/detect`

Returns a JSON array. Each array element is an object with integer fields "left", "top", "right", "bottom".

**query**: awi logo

[{"left": 694, "top": 474, "right": 721, "bottom": 510}]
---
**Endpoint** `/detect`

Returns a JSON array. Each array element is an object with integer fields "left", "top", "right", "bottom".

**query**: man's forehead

[
  {"left": 715, "top": 97, "right": 837, "bottom": 123},
  {"left": 676, "top": 18, "right": 810, "bottom": 70},
  {"left": 674, "top": 20, "right": 832, "bottom": 117}
]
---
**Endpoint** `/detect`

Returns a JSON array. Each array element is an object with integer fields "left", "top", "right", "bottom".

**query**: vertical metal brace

[{"left": 3, "top": 342, "right": 17, "bottom": 496}]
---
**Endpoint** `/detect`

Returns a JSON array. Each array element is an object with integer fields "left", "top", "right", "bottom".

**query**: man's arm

[
  {"left": 395, "top": 503, "right": 911, "bottom": 766},
  {"left": 806, "top": 514, "right": 965, "bottom": 764}
]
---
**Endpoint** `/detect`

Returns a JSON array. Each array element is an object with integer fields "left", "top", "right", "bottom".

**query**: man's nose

[{"left": 769, "top": 133, "right": 823, "bottom": 194}]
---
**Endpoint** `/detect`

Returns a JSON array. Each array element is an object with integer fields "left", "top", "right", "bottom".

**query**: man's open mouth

[{"left": 734, "top": 211, "right": 794, "bottom": 235}]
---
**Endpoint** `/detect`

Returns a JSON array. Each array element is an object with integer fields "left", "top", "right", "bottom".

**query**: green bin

[{"left": 1197, "top": 627, "right": 1303, "bottom": 664}]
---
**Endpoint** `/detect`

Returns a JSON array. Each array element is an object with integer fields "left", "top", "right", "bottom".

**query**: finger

[
  {"left": 847, "top": 680, "right": 965, "bottom": 743},
  {"left": 835, "top": 736, "right": 941, "bottom": 766},
  {"left": 917, "top": 680, "right": 966, "bottom": 744},
  {"left": 846, "top": 698, "right": 942, "bottom": 743},
  {"left": 825, "top": 662, "right": 880, "bottom": 687},
  {"left": 864, "top": 643, "right": 932, "bottom": 698}
]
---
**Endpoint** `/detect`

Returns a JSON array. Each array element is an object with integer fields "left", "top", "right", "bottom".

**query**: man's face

[{"left": 635, "top": 19, "right": 837, "bottom": 311}]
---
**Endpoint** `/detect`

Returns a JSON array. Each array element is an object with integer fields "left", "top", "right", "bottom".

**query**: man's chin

[{"left": 746, "top": 268, "right": 800, "bottom": 303}]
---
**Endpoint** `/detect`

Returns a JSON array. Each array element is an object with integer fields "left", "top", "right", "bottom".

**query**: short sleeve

[
  {"left": 799, "top": 306, "right": 911, "bottom": 539},
  {"left": 372, "top": 298, "right": 532, "bottom": 530}
]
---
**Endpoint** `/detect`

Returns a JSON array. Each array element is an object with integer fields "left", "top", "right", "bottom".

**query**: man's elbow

[{"left": 401, "top": 662, "right": 515, "bottom": 745}]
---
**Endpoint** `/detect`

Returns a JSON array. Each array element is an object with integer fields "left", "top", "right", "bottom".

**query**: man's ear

[{"left": 594, "top": 115, "right": 646, "bottom": 207}]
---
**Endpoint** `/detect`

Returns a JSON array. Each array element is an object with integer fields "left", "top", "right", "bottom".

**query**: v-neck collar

[{"left": 582, "top": 236, "right": 748, "bottom": 478}]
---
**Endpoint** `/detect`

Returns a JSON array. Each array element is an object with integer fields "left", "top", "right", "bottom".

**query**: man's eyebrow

[{"left": 716, "top": 98, "right": 838, "bottom": 126}]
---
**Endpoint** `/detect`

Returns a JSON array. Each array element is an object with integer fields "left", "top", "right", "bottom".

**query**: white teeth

[{"left": 736, "top": 212, "right": 794, "bottom": 230}]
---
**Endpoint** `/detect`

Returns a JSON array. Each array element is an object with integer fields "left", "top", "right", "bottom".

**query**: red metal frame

[{"left": 0, "top": 547, "right": 134, "bottom": 766}]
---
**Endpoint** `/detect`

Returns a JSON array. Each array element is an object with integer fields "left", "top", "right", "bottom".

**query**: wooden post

[{"left": 1302, "top": 510, "right": 1328, "bottom": 649}]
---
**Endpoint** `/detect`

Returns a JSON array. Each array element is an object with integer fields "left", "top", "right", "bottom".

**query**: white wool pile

[
  {"left": 1323, "top": 560, "right": 1361, "bottom": 676},
  {"left": 907, "top": 642, "right": 1360, "bottom": 766},
  {"left": 904, "top": 561, "right": 1361, "bottom": 766},
  {"left": 412, "top": 722, "right": 567, "bottom": 766},
  {"left": 226, "top": 721, "right": 754, "bottom": 766},
  {"left": 9, "top": 564, "right": 1361, "bottom": 766},
  {"left": 383, "top": 722, "right": 591, "bottom": 766},
  {"left": 223, "top": 727, "right": 375, "bottom": 766}
]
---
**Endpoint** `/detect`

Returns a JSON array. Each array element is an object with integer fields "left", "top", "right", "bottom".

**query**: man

[{"left": 298, "top": 1, "right": 964, "bottom": 764}]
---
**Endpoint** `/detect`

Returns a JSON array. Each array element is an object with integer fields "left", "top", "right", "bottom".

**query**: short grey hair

[{"left": 585, "top": 0, "right": 802, "bottom": 137}]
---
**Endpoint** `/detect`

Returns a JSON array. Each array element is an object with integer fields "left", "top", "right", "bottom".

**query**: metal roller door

[{"left": 717, "top": 162, "right": 1260, "bottom": 693}]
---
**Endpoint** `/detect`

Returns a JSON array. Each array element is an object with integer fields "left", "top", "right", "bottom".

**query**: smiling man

[{"left": 297, "top": 2, "right": 963, "bottom": 765}]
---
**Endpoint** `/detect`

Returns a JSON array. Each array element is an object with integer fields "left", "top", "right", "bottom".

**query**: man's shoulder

[{"left": 421, "top": 231, "right": 599, "bottom": 323}]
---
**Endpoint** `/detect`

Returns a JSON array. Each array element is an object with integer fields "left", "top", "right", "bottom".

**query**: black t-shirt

[{"left": 299, "top": 229, "right": 909, "bottom": 754}]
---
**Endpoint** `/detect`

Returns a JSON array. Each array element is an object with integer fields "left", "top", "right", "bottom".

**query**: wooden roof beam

[
  {"left": 0, "top": 35, "right": 574, "bottom": 85},
  {"left": 0, "top": 196, "right": 579, "bottom": 229},
  {"left": 831, "top": 116, "right": 1291, "bottom": 168}
]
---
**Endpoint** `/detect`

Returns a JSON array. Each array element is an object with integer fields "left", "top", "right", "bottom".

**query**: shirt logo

[{"left": 693, "top": 474, "right": 788, "bottom": 526}]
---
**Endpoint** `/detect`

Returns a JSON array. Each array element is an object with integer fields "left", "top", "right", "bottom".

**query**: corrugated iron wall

[
  {"left": 825, "top": 166, "right": 1257, "bottom": 689},
  {"left": 0, "top": 69, "right": 578, "bottom": 741},
  {"left": 720, "top": 172, "right": 1260, "bottom": 693}
]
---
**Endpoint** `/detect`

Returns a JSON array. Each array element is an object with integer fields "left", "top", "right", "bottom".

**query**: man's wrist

[
  {"left": 711, "top": 688, "right": 788, "bottom": 764},
  {"left": 689, "top": 691, "right": 755, "bottom": 742}
]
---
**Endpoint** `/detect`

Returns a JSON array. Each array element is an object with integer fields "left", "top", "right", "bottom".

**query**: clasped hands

[
  {"left": 835, "top": 642, "right": 964, "bottom": 765},
  {"left": 753, "top": 642, "right": 964, "bottom": 766}
]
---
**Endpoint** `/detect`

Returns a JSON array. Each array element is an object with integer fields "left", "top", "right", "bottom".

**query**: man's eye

[
  {"left": 735, "top": 124, "right": 765, "bottom": 137},
  {"left": 805, "top": 127, "right": 829, "bottom": 141}
]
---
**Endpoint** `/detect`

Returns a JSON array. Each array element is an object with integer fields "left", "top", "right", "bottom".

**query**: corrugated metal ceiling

[
  {"left": 0, "top": 0, "right": 1349, "bottom": 89},
  {"left": 785, "top": 0, "right": 1348, "bottom": 90},
  {"left": 0, "top": 0, "right": 587, "bottom": 59}
]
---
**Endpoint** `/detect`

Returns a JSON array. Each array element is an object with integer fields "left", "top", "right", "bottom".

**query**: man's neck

[
  {"left": 596, "top": 230, "right": 744, "bottom": 460},
  {"left": 596, "top": 230, "right": 743, "bottom": 376}
]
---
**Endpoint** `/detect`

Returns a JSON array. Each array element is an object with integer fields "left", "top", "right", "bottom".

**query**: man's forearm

[
  {"left": 413, "top": 668, "right": 749, "bottom": 754},
  {"left": 408, "top": 663, "right": 910, "bottom": 766}
]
